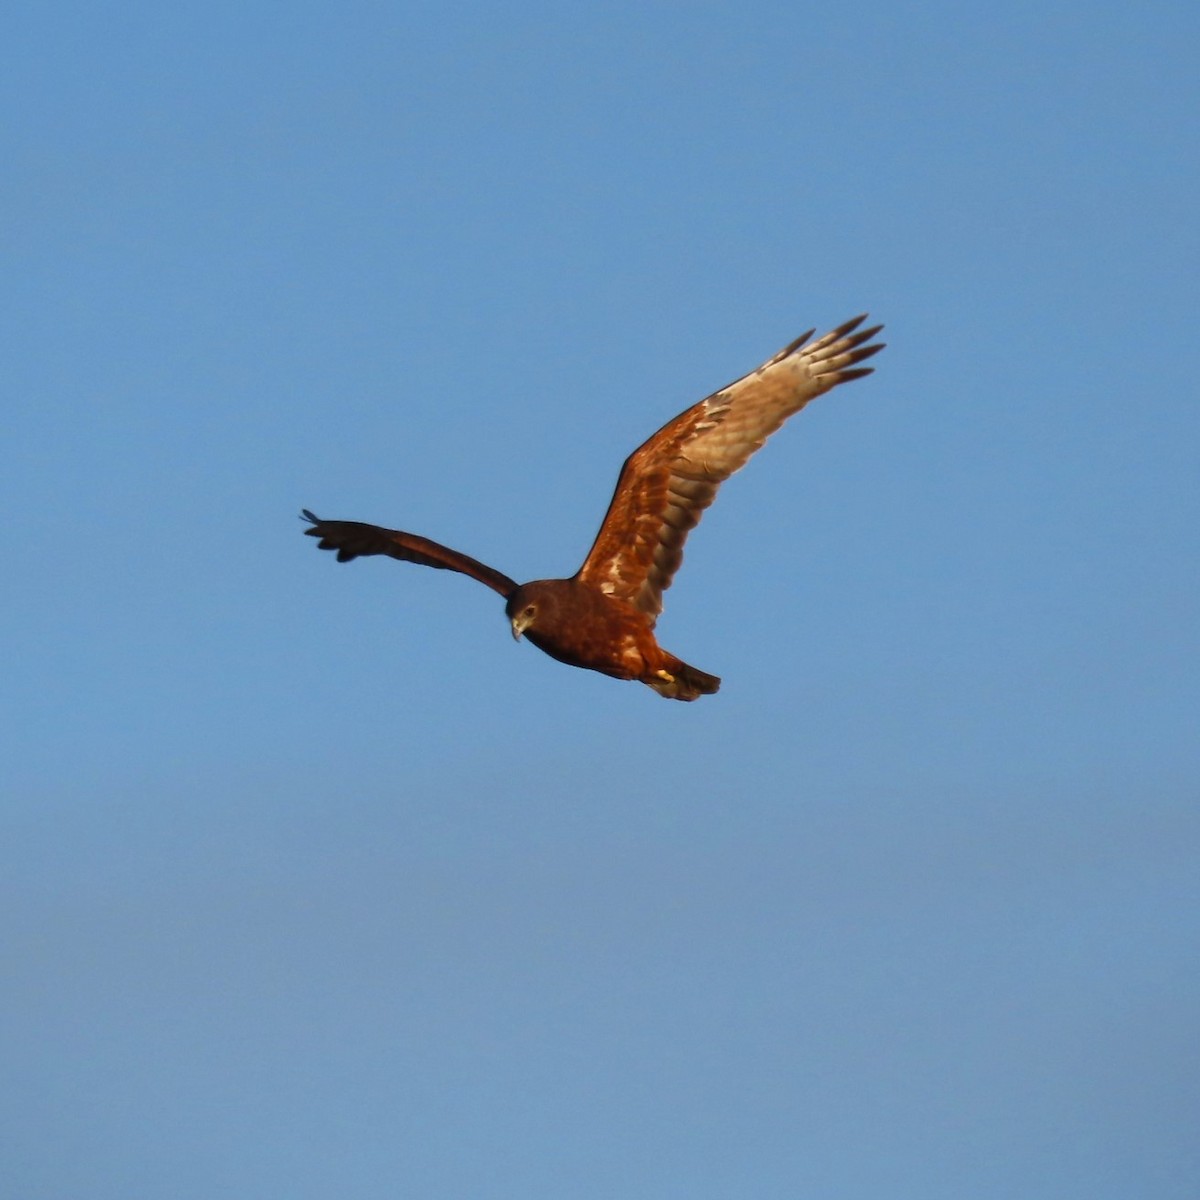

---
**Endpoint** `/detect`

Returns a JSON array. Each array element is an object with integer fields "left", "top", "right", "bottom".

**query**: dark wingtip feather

[
  {"left": 853, "top": 324, "right": 884, "bottom": 344},
  {"left": 848, "top": 340, "right": 886, "bottom": 365},
  {"left": 301, "top": 509, "right": 324, "bottom": 538},
  {"left": 834, "top": 313, "right": 869, "bottom": 336},
  {"left": 780, "top": 328, "right": 816, "bottom": 356}
]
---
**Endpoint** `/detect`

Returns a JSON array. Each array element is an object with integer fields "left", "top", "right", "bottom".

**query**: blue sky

[{"left": 4, "top": 2, "right": 1198, "bottom": 1196}]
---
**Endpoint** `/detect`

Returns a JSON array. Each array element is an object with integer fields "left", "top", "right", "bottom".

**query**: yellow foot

[{"left": 654, "top": 669, "right": 676, "bottom": 683}]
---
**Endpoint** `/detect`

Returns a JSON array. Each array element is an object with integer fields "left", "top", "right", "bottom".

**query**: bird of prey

[{"left": 304, "top": 314, "right": 883, "bottom": 700}]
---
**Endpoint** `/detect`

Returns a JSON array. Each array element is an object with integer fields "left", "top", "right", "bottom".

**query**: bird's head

[
  {"left": 505, "top": 581, "right": 567, "bottom": 641},
  {"left": 505, "top": 585, "right": 542, "bottom": 641},
  {"left": 508, "top": 602, "right": 537, "bottom": 641}
]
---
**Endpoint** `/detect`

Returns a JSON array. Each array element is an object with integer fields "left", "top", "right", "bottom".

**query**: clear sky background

[{"left": 4, "top": 3, "right": 1198, "bottom": 1197}]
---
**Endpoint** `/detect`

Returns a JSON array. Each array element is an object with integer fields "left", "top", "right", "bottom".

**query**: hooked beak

[{"left": 510, "top": 612, "right": 532, "bottom": 642}]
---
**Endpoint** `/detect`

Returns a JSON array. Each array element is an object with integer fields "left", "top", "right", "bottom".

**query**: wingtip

[
  {"left": 781, "top": 327, "right": 816, "bottom": 356},
  {"left": 301, "top": 509, "right": 327, "bottom": 539}
]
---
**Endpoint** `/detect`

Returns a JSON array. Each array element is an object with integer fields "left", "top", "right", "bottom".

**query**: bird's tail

[{"left": 646, "top": 657, "right": 722, "bottom": 701}]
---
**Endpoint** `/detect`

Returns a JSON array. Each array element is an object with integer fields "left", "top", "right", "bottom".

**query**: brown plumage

[{"left": 303, "top": 314, "right": 884, "bottom": 700}]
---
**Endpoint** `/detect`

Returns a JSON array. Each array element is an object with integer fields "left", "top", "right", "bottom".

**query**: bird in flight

[{"left": 303, "top": 314, "right": 883, "bottom": 700}]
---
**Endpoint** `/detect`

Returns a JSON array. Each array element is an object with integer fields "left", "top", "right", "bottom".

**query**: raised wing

[
  {"left": 575, "top": 314, "right": 884, "bottom": 623},
  {"left": 302, "top": 510, "right": 518, "bottom": 599}
]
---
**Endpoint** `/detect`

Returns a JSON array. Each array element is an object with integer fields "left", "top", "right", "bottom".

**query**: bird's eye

[{"left": 524, "top": 605, "right": 536, "bottom": 618}]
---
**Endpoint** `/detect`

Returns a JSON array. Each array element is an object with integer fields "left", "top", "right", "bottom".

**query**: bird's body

[
  {"left": 304, "top": 314, "right": 884, "bottom": 700},
  {"left": 505, "top": 579, "right": 720, "bottom": 700}
]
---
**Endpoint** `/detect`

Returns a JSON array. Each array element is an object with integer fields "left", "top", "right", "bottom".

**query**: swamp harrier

[{"left": 303, "top": 314, "right": 883, "bottom": 700}]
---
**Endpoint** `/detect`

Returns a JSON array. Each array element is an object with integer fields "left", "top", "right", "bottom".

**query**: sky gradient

[{"left": 4, "top": 3, "right": 1198, "bottom": 1197}]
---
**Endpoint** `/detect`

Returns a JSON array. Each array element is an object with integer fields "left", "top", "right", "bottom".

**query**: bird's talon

[{"left": 655, "top": 669, "right": 676, "bottom": 683}]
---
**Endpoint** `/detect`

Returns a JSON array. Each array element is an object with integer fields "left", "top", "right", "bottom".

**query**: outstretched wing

[
  {"left": 575, "top": 314, "right": 884, "bottom": 623},
  {"left": 302, "top": 510, "right": 518, "bottom": 599}
]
